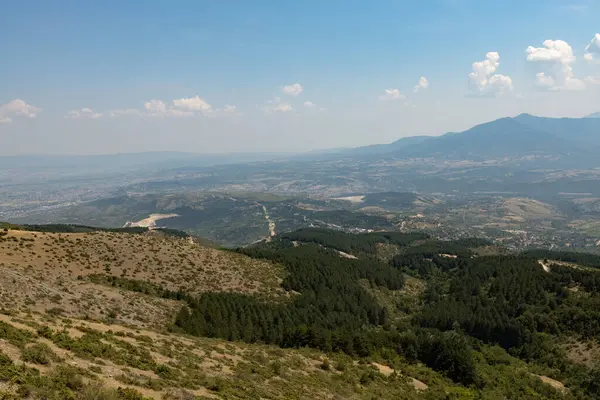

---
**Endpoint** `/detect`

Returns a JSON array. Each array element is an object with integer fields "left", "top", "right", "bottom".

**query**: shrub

[
  {"left": 22, "top": 343, "right": 57, "bottom": 365},
  {"left": 78, "top": 383, "right": 119, "bottom": 400},
  {"left": 0, "top": 321, "right": 34, "bottom": 348},
  {"left": 77, "top": 383, "right": 151, "bottom": 400},
  {"left": 154, "top": 364, "right": 178, "bottom": 380}
]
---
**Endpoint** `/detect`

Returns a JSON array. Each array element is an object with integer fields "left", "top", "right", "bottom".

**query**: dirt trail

[
  {"left": 538, "top": 260, "right": 551, "bottom": 273},
  {"left": 538, "top": 259, "right": 599, "bottom": 273},
  {"left": 371, "top": 363, "right": 428, "bottom": 391},
  {"left": 260, "top": 204, "right": 276, "bottom": 239},
  {"left": 124, "top": 213, "right": 179, "bottom": 229},
  {"left": 533, "top": 374, "right": 566, "bottom": 392}
]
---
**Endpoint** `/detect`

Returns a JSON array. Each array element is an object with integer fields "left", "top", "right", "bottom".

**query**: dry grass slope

[
  {"left": 0, "top": 310, "right": 436, "bottom": 399},
  {"left": 0, "top": 230, "right": 283, "bottom": 329}
]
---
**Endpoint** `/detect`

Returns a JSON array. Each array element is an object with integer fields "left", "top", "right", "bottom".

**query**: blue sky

[{"left": 1, "top": 0, "right": 600, "bottom": 154}]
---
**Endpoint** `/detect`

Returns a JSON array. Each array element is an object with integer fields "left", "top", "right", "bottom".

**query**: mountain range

[
  {"left": 3, "top": 113, "right": 600, "bottom": 181},
  {"left": 349, "top": 113, "right": 600, "bottom": 160}
]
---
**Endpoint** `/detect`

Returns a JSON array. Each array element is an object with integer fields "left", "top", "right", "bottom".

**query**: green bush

[
  {"left": 115, "top": 387, "right": 150, "bottom": 400},
  {"left": 154, "top": 364, "right": 179, "bottom": 380},
  {"left": 0, "top": 321, "right": 34, "bottom": 348},
  {"left": 22, "top": 343, "right": 57, "bottom": 365}
]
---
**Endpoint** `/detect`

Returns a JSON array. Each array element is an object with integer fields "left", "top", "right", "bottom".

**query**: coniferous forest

[{"left": 172, "top": 228, "right": 600, "bottom": 397}]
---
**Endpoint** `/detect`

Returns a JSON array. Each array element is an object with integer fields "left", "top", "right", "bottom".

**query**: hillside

[
  {"left": 1, "top": 225, "right": 600, "bottom": 398},
  {"left": 0, "top": 228, "right": 282, "bottom": 329},
  {"left": 0, "top": 226, "right": 458, "bottom": 399}
]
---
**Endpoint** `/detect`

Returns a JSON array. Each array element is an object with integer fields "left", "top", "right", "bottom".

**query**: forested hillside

[{"left": 172, "top": 228, "right": 600, "bottom": 398}]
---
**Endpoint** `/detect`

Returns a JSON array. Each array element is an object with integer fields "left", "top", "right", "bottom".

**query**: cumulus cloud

[
  {"left": 535, "top": 72, "right": 556, "bottom": 88},
  {"left": 274, "top": 103, "right": 292, "bottom": 112},
  {"left": 172, "top": 95, "right": 213, "bottom": 113},
  {"left": 379, "top": 88, "right": 405, "bottom": 101},
  {"left": 262, "top": 97, "right": 293, "bottom": 114},
  {"left": 586, "top": 33, "right": 600, "bottom": 54},
  {"left": 468, "top": 52, "right": 513, "bottom": 96},
  {"left": 526, "top": 40, "right": 576, "bottom": 63},
  {"left": 303, "top": 101, "right": 316, "bottom": 108},
  {"left": 413, "top": 76, "right": 429, "bottom": 92},
  {"left": 141, "top": 99, "right": 192, "bottom": 117},
  {"left": 66, "top": 108, "right": 102, "bottom": 119},
  {"left": 103, "top": 95, "right": 230, "bottom": 119},
  {"left": 0, "top": 99, "right": 41, "bottom": 123},
  {"left": 584, "top": 33, "right": 600, "bottom": 63},
  {"left": 144, "top": 100, "right": 168, "bottom": 114},
  {"left": 526, "top": 40, "right": 584, "bottom": 91},
  {"left": 282, "top": 83, "right": 303, "bottom": 96}
]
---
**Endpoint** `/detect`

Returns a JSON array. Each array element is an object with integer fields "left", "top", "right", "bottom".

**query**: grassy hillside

[
  {"left": 1, "top": 225, "right": 599, "bottom": 398},
  {"left": 0, "top": 228, "right": 282, "bottom": 329}
]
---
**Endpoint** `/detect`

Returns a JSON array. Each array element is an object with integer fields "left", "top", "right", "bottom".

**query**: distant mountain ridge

[{"left": 349, "top": 113, "right": 600, "bottom": 160}]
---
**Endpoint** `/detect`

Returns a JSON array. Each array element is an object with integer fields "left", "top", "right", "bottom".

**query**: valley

[
  {"left": 10, "top": 189, "right": 600, "bottom": 252},
  {"left": 5, "top": 115, "right": 600, "bottom": 251}
]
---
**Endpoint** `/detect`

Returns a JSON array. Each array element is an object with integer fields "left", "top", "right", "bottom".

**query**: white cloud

[
  {"left": 535, "top": 72, "right": 555, "bottom": 88},
  {"left": 108, "top": 108, "right": 142, "bottom": 118},
  {"left": 209, "top": 104, "right": 238, "bottom": 117},
  {"left": 221, "top": 104, "right": 237, "bottom": 113},
  {"left": 303, "top": 101, "right": 316, "bottom": 108},
  {"left": 281, "top": 83, "right": 303, "bottom": 96},
  {"left": 468, "top": 52, "right": 513, "bottom": 95},
  {"left": 585, "top": 34, "right": 600, "bottom": 63},
  {"left": 585, "top": 76, "right": 600, "bottom": 85},
  {"left": 105, "top": 96, "right": 224, "bottom": 118},
  {"left": 66, "top": 108, "right": 102, "bottom": 119},
  {"left": 379, "top": 88, "right": 405, "bottom": 101},
  {"left": 0, "top": 99, "right": 41, "bottom": 123},
  {"left": 172, "top": 95, "right": 213, "bottom": 113},
  {"left": 526, "top": 40, "right": 575, "bottom": 63},
  {"left": 143, "top": 100, "right": 193, "bottom": 117},
  {"left": 413, "top": 76, "right": 429, "bottom": 92},
  {"left": 262, "top": 97, "right": 293, "bottom": 113},
  {"left": 168, "top": 109, "right": 195, "bottom": 117},
  {"left": 586, "top": 33, "right": 600, "bottom": 54},
  {"left": 274, "top": 103, "right": 292, "bottom": 112},
  {"left": 526, "top": 39, "right": 584, "bottom": 91},
  {"left": 144, "top": 99, "right": 168, "bottom": 114}
]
